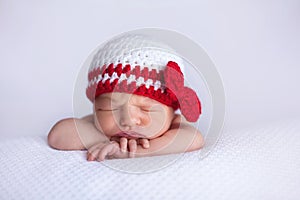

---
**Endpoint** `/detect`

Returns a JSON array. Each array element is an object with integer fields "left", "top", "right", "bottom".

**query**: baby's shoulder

[{"left": 171, "top": 114, "right": 188, "bottom": 126}]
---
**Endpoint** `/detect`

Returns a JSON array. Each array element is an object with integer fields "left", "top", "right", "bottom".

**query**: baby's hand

[
  {"left": 110, "top": 137, "right": 150, "bottom": 158},
  {"left": 87, "top": 141, "right": 128, "bottom": 161}
]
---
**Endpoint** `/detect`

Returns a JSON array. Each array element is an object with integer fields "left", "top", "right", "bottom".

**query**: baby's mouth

[{"left": 115, "top": 131, "right": 145, "bottom": 139}]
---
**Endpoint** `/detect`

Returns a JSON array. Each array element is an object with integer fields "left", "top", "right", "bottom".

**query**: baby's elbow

[
  {"left": 47, "top": 118, "right": 72, "bottom": 150},
  {"left": 188, "top": 132, "right": 205, "bottom": 152},
  {"left": 48, "top": 120, "right": 62, "bottom": 149}
]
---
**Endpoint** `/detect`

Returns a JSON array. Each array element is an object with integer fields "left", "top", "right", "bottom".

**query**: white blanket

[{"left": 1, "top": 119, "right": 300, "bottom": 200}]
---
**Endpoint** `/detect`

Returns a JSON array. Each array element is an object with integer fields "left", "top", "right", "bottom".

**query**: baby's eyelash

[
  {"left": 97, "top": 108, "right": 118, "bottom": 111},
  {"left": 141, "top": 108, "right": 157, "bottom": 112}
]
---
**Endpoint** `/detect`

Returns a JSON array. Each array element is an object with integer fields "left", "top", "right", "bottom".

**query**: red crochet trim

[
  {"left": 88, "top": 63, "right": 164, "bottom": 83},
  {"left": 86, "top": 61, "right": 201, "bottom": 122}
]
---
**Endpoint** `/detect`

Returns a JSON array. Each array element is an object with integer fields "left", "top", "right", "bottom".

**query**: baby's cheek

[
  {"left": 144, "top": 112, "right": 169, "bottom": 137},
  {"left": 141, "top": 112, "right": 152, "bottom": 126},
  {"left": 95, "top": 112, "right": 117, "bottom": 134},
  {"left": 93, "top": 114, "right": 104, "bottom": 133}
]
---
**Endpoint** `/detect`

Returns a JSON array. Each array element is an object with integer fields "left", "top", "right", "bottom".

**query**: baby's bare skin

[{"left": 48, "top": 93, "right": 204, "bottom": 161}]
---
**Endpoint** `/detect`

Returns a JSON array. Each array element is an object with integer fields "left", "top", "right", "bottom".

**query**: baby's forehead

[{"left": 95, "top": 93, "right": 159, "bottom": 105}]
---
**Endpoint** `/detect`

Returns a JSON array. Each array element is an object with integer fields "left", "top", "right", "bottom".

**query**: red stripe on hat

[{"left": 141, "top": 67, "right": 149, "bottom": 81}]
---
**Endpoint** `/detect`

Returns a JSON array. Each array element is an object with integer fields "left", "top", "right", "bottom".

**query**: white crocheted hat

[{"left": 86, "top": 34, "right": 201, "bottom": 122}]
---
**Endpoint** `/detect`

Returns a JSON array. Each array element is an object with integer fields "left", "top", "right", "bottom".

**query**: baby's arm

[
  {"left": 133, "top": 115, "right": 204, "bottom": 158},
  {"left": 48, "top": 115, "right": 109, "bottom": 150}
]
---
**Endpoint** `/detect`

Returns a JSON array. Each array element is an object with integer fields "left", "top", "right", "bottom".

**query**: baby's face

[{"left": 93, "top": 92, "right": 175, "bottom": 139}]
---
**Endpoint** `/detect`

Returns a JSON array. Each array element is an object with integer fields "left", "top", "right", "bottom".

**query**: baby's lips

[
  {"left": 115, "top": 132, "right": 132, "bottom": 138},
  {"left": 115, "top": 131, "right": 145, "bottom": 139}
]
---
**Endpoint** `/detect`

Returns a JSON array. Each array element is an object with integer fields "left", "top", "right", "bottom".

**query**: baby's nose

[{"left": 119, "top": 106, "right": 142, "bottom": 128}]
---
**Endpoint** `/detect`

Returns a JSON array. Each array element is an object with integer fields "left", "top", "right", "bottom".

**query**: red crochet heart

[
  {"left": 164, "top": 61, "right": 201, "bottom": 122},
  {"left": 179, "top": 87, "right": 201, "bottom": 122},
  {"left": 164, "top": 61, "right": 184, "bottom": 93}
]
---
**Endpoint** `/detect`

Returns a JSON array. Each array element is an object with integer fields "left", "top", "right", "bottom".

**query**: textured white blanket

[{"left": 1, "top": 119, "right": 299, "bottom": 200}]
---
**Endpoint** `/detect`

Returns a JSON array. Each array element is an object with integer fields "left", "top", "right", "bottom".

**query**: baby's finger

[
  {"left": 107, "top": 142, "right": 119, "bottom": 156},
  {"left": 88, "top": 144, "right": 101, "bottom": 153},
  {"left": 97, "top": 142, "right": 119, "bottom": 161},
  {"left": 87, "top": 148, "right": 101, "bottom": 161},
  {"left": 120, "top": 137, "right": 128, "bottom": 153},
  {"left": 139, "top": 138, "right": 150, "bottom": 149},
  {"left": 87, "top": 152, "right": 94, "bottom": 161},
  {"left": 97, "top": 146, "right": 111, "bottom": 161},
  {"left": 128, "top": 139, "right": 137, "bottom": 158}
]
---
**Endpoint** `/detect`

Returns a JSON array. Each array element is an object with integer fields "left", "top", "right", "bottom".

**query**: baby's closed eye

[
  {"left": 143, "top": 103, "right": 164, "bottom": 111},
  {"left": 140, "top": 105, "right": 161, "bottom": 112},
  {"left": 97, "top": 106, "right": 119, "bottom": 111},
  {"left": 140, "top": 107, "right": 152, "bottom": 112}
]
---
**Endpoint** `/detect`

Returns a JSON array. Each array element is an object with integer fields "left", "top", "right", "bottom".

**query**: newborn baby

[{"left": 48, "top": 34, "right": 204, "bottom": 161}]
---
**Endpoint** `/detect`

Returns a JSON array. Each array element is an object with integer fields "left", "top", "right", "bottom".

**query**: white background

[{"left": 0, "top": 0, "right": 299, "bottom": 139}]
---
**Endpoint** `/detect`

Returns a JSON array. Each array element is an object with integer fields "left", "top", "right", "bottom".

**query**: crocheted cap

[{"left": 86, "top": 34, "right": 201, "bottom": 122}]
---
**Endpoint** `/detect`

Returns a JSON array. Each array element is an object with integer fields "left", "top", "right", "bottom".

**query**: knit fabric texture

[{"left": 86, "top": 34, "right": 201, "bottom": 122}]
